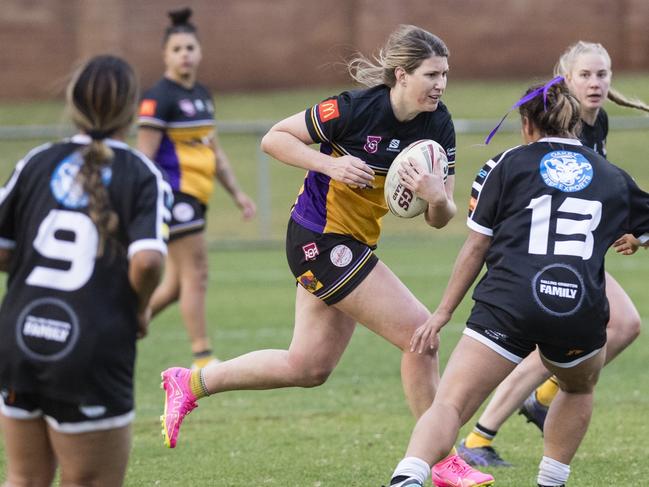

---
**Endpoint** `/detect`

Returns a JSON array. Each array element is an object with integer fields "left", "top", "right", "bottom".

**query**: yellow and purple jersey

[
  {"left": 296, "top": 85, "right": 456, "bottom": 247},
  {"left": 138, "top": 78, "right": 216, "bottom": 204}
]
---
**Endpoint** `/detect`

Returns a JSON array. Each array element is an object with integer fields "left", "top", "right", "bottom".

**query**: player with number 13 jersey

[{"left": 467, "top": 136, "right": 649, "bottom": 360}]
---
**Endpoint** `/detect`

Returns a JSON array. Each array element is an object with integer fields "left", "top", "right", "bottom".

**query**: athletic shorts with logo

[
  {"left": 286, "top": 218, "right": 378, "bottom": 305},
  {"left": 169, "top": 191, "right": 206, "bottom": 240},
  {"left": 465, "top": 300, "right": 607, "bottom": 366},
  {"left": 0, "top": 389, "right": 134, "bottom": 434}
]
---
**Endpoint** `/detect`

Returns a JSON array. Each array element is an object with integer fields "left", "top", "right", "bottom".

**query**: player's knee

[
  {"left": 289, "top": 358, "right": 333, "bottom": 387},
  {"left": 7, "top": 471, "right": 55, "bottom": 487},
  {"left": 623, "top": 312, "right": 641, "bottom": 343},
  {"left": 610, "top": 307, "right": 641, "bottom": 345},
  {"left": 299, "top": 365, "right": 333, "bottom": 388},
  {"left": 60, "top": 468, "right": 110, "bottom": 487},
  {"left": 559, "top": 373, "right": 600, "bottom": 394}
]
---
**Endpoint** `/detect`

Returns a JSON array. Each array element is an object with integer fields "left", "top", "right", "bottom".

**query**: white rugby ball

[{"left": 384, "top": 139, "right": 448, "bottom": 218}]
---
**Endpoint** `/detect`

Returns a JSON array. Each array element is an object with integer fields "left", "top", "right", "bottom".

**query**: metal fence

[{"left": 2, "top": 117, "right": 648, "bottom": 242}]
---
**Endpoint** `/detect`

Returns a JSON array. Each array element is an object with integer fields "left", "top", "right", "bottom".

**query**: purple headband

[{"left": 484, "top": 75, "right": 565, "bottom": 145}]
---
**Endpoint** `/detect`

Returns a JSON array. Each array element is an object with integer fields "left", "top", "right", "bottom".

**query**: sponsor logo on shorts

[
  {"left": 139, "top": 99, "right": 157, "bottom": 117},
  {"left": 364, "top": 135, "right": 382, "bottom": 154},
  {"left": 484, "top": 329, "right": 508, "bottom": 341},
  {"left": 16, "top": 298, "right": 80, "bottom": 361},
  {"left": 172, "top": 202, "right": 195, "bottom": 223},
  {"left": 532, "top": 264, "right": 584, "bottom": 316},
  {"left": 297, "top": 270, "right": 323, "bottom": 292},
  {"left": 50, "top": 152, "right": 112, "bottom": 209},
  {"left": 317, "top": 99, "right": 340, "bottom": 122},
  {"left": 539, "top": 151, "right": 593, "bottom": 192},
  {"left": 302, "top": 242, "right": 319, "bottom": 261},
  {"left": 330, "top": 244, "right": 353, "bottom": 267},
  {"left": 566, "top": 349, "right": 585, "bottom": 357},
  {"left": 79, "top": 405, "right": 107, "bottom": 418}
]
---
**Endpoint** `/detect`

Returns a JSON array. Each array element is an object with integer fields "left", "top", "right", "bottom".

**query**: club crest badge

[
  {"left": 50, "top": 152, "right": 112, "bottom": 208},
  {"left": 179, "top": 99, "right": 196, "bottom": 117},
  {"left": 364, "top": 135, "right": 382, "bottom": 154},
  {"left": 539, "top": 151, "right": 593, "bottom": 192}
]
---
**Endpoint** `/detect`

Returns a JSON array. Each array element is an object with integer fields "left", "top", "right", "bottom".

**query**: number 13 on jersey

[{"left": 527, "top": 195, "right": 602, "bottom": 260}]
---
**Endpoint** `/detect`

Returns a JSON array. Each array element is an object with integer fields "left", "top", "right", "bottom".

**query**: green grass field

[{"left": 1, "top": 77, "right": 649, "bottom": 485}]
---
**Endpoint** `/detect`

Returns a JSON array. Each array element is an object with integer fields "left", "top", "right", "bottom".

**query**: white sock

[
  {"left": 537, "top": 456, "right": 570, "bottom": 486},
  {"left": 391, "top": 456, "right": 430, "bottom": 484}
]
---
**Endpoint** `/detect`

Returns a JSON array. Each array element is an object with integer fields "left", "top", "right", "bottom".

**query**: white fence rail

[
  {"left": 2, "top": 117, "right": 649, "bottom": 140},
  {"left": 2, "top": 117, "right": 647, "bottom": 241}
]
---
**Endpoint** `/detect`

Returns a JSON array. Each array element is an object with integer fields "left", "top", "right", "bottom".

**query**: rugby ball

[{"left": 384, "top": 139, "right": 448, "bottom": 218}]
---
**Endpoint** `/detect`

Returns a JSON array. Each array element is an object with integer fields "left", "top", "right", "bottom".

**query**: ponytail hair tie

[
  {"left": 485, "top": 76, "right": 564, "bottom": 145},
  {"left": 87, "top": 129, "right": 112, "bottom": 140}
]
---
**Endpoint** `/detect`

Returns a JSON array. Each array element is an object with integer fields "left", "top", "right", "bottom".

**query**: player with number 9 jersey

[
  {"left": 0, "top": 134, "right": 169, "bottom": 419},
  {"left": 0, "top": 55, "right": 169, "bottom": 487}
]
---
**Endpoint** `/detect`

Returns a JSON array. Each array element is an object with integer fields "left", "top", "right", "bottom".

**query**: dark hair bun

[{"left": 168, "top": 7, "right": 192, "bottom": 26}]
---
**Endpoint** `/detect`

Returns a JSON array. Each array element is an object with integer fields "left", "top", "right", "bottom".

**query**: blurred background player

[
  {"left": 387, "top": 78, "right": 649, "bottom": 487},
  {"left": 458, "top": 41, "right": 649, "bottom": 468},
  {"left": 160, "top": 24, "right": 493, "bottom": 486},
  {"left": 0, "top": 55, "right": 166, "bottom": 487},
  {"left": 137, "top": 7, "right": 256, "bottom": 370}
]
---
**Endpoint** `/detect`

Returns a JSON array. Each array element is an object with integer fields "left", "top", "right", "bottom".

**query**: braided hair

[{"left": 66, "top": 55, "right": 138, "bottom": 255}]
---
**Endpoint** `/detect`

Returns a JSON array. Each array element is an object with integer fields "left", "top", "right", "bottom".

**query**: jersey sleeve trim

[
  {"left": 127, "top": 147, "right": 173, "bottom": 245},
  {"left": 128, "top": 239, "right": 167, "bottom": 259},
  {"left": 306, "top": 104, "right": 328, "bottom": 143},
  {"left": 467, "top": 218, "right": 493, "bottom": 236},
  {"left": 137, "top": 116, "right": 167, "bottom": 129}
]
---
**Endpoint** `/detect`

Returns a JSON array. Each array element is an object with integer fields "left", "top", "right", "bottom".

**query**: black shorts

[
  {"left": 286, "top": 218, "right": 379, "bottom": 305},
  {"left": 169, "top": 191, "right": 207, "bottom": 241},
  {"left": 465, "top": 301, "right": 607, "bottom": 367},
  {"left": 0, "top": 389, "right": 134, "bottom": 434}
]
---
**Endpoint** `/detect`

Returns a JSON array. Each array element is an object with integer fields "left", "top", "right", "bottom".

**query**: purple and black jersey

[{"left": 296, "top": 85, "right": 456, "bottom": 247}]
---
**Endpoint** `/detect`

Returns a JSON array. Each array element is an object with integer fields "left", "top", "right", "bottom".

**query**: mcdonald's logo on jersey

[
  {"left": 318, "top": 99, "right": 340, "bottom": 122},
  {"left": 139, "top": 99, "right": 157, "bottom": 117}
]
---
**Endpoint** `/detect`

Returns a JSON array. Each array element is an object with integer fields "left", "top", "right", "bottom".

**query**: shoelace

[{"left": 446, "top": 456, "right": 474, "bottom": 476}]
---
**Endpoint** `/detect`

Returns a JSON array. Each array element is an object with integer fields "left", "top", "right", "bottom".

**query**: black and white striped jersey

[
  {"left": 0, "top": 134, "right": 170, "bottom": 408},
  {"left": 466, "top": 137, "right": 649, "bottom": 331}
]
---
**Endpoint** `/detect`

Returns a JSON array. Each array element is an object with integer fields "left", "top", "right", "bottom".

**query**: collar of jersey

[
  {"left": 537, "top": 136, "right": 582, "bottom": 146},
  {"left": 71, "top": 133, "right": 130, "bottom": 149}
]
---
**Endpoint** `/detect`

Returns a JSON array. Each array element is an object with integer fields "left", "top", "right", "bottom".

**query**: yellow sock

[
  {"left": 465, "top": 431, "right": 493, "bottom": 449},
  {"left": 192, "top": 354, "right": 216, "bottom": 369},
  {"left": 190, "top": 369, "right": 209, "bottom": 399},
  {"left": 536, "top": 375, "right": 560, "bottom": 407}
]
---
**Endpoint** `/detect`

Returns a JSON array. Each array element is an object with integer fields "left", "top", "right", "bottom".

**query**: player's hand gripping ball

[{"left": 384, "top": 139, "right": 448, "bottom": 218}]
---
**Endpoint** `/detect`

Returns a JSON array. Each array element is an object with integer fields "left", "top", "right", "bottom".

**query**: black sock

[
  {"left": 390, "top": 476, "right": 409, "bottom": 485},
  {"left": 475, "top": 422, "right": 498, "bottom": 439},
  {"left": 193, "top": 349, "right": 213, "bottom": 359}
]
